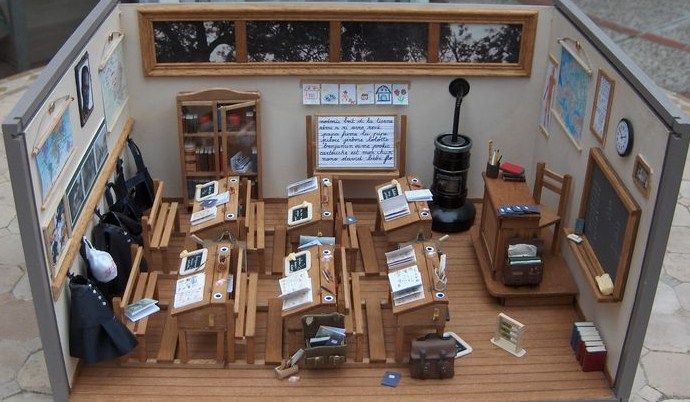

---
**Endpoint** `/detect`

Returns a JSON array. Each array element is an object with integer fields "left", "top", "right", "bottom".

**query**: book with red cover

[
  {"left": 500, "top": 161, "right": 525, "bottom": 176},
  {"left": 582, "top": 345, "right": 607, "bottom": 372},
  {"left": 576, "top": 337, "right": 602, "bottom": 362}
]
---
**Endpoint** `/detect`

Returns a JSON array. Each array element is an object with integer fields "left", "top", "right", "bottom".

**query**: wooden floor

[{"left": 71, "top": 202, "right": 614, "bottom": 402}]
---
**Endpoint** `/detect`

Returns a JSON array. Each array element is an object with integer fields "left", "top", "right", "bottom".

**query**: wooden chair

[
  {"left": 532, "top": 162, "right": 572, "bottom": 255},
  {"left": 334, "top": 180, "right": 359, "bottom": 270},
  {"left": 141, "top": 180, "right": 181, "bottom": 272},
  {"left": 230, "top": 249, "right": 259, "bottom": 364}
]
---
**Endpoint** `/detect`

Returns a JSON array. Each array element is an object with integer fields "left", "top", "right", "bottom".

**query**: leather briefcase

[
  {"left": 301, "top": 313, "right": 347, "bottom": 369},
  {"left": 409, "top": 333, "right": 455, "bottom": 379}
]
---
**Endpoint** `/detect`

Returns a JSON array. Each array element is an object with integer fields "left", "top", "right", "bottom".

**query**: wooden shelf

[
  {"left": 563, "top": 228, "right": 617, "bottom": 303},
  {"left": 183, "top": 132, "right": 215, "bottom": 137},
  {"left": 224, "top": 131, "right": 256, "bottom": 136},
  {"left": 185, "top": 171, "right": 219, "bottom": 177}
]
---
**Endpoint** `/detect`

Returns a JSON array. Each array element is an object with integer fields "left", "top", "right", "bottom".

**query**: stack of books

[
  {"left": 570, "top": 322, "right": 607, "bottom": 372},
  {"left": 388, "top": 265, "right": 424, "bottom": 306},
  {"left": 194, "top": 145, "right": 215, "bottom": 171},
  {"left": 309, "top": 325, "right": 346, "bottom": 347},
  {"left": 230, "top": 151, "right": 253, "bottom": 173},
  {"left": 190, "top": 206, "right": 217, "bottom": 225},
  {"left": 385, "top": 244, "right": 417, "bottom": 271},
  {"left": 279, "top": 270, "right": 313, "bottom": 311},
  {"left": 500, "top": 161, "right": 525, "bottom": 182},
  {"left": 380, "top": 194, "right": 410, "bottom": 221}
]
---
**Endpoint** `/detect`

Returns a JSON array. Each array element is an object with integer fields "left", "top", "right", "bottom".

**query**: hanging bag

[
  {"left": 105, "top": 166, "right": 142, "bottom": 221},
  {"left": 124, "top": 138, "right": 155, "bottom": 212},
  {"left": 82, "top": 237, "right": 117, "bottom": 283},
  {"left": 95, "top": 208, "right": 143, "bottom": 246}
]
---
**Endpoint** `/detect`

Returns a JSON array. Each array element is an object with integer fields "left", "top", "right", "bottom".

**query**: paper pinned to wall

[{"left": 316, "top": 115, "right": 396, "bottom": 169}]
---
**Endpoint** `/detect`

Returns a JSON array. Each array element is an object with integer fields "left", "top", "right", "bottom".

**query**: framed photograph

[
  {"left": 75, "top": 52, "right": 94, "bottom": 127},
  {"left": 538, "top": 54, "right": 558, "bottom": 138},
  {"left": 92, "top": 119, "right": 109, "bottom": 169},
  {"left": 138, "top": 5, "right": 537, "bottom": 77},
  {"left": 42, "top": 198, "right": 71, "bottom": 278},
  {"left": 34, "top": 102, "right": 74, "bottom": 203},
  {"left": 66, "top": 170, "right": 86, "bottom": 229},
  {"left": 590, "top": 69, "right": 616, "bottom": 144},
  {"left": 552, "top": 44, "right": 591, "bottom": 150},
  {"left": 98, "top": 35, "right": 129, "bottom": 131},
  {"left": 633, "top": 154, "right": 652, "bottom": 198}
]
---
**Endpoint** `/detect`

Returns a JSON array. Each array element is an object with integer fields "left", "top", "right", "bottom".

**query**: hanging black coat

[{"left": 69, "top": 274, "right": 138, "bottom": 364}]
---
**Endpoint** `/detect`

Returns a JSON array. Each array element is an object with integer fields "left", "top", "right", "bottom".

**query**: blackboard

[
  {"left": 583, "top": 164, "right": 628, "bottom": 280},
  {"left": 578, "top": 148, "right": 640, "bottom": 301},
  {"left": 199, "top": 181, "right": 217, "bottom": 199},
  {"left": 288, "top": 253, "right": 309, "bottom": 273},
  {"left": 180, "top": 249, "right": 208, "bottom": 275},
  {"left": 380, "top": 185, "right": 400, "bottom": 200},
  {"left": 292, "top": 206, "right": 309, "bottom": 221}
]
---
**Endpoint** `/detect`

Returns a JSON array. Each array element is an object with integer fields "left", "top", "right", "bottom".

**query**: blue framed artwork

[
  {"left": 34, "top": 104, "right": 75, "bottom": 203},
  {"left": 553, "top": 45, "right": 591, "bottom": 149}
]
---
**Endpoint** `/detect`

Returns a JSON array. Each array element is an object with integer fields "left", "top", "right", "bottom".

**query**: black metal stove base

[{"left": 430, "top": 202, "right": 476, "bottom": 233}]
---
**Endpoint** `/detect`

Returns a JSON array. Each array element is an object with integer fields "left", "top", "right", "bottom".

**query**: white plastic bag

[{"left": 82, "top": 237, "right": 117, "bottom": 283}]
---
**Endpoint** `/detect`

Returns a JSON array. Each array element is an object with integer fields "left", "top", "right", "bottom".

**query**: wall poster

[
  {"left": 538, "top": 55, "right": 558, "bottom": 137},
  {"left": 553, "top": 44, "right": 591, "bottom": 149},
  {"left": 99, "top": 34, "right": 129, "bottom": 131},
  {"left": 34, "top": 101, "right": 75, "bottom": 203}
]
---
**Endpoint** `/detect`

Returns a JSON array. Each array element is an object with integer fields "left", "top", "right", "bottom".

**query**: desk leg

[
  {"left": 395, "top": 326, "right": 405, "bottom": 363},
  {"left": 178, "top": 330, "right": 189, "bottom": 363},
  {"left": 246, "top": 336, "right": 256, "bottom": 364},
  {"left": 216, "top": 331, "right": 225, "bottom": 364},
  {"left": 375, "top": 212, "right": 382, "bottom": 233},
  {"left": 227, "top": 303, "right": 236, "bottom": 362}
]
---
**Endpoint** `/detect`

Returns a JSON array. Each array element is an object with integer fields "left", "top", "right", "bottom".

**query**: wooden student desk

[
  {"left": 390, "top": 242, "right": 449, "bottom": 362},
  {"left": 286, "top": 176, "right": 335, "bottom": 246},
  {"left": 376, "top": 176, "right": 432, "bottom": 244},
  {"left": 189, "top": 176, "right": 242, "bottom": 241},
  {"left": 170, "top": 243, "right": 236, "bottom": 365},
  {"left": 471, "top": 173, "right": 578, "bottom": 305},
  {"left": 281, "top": 245, "right": 338, "bottom": 354}
]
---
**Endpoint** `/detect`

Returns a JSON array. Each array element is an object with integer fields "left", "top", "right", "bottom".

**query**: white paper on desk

[
  {"left": 173, "top": 272, "right": 205, "bottom": 308},
  {"left": 394, "top": 289, "right": 425, "bottom": 306},
  {"left": 282, "top": 289, "right": 313, "bottom": 311},
  {"left": 279, "top": 270, "right": 312, "bottom": 298},
  {"left": 190, "top": 206, "right": 217, "bottom": 225},
  {"left": 286, "top": 177, "right": 318, "bottom": 197},
  {"left": 385, "top": 244, "right": 417, "bottom": 271},
  {"left": 201, "top": 191, "right": 229, "bottom": 209},
  {"left": 381, "top": 194, "right": 410, "bottom": 221},
  {"left": 388, "top": 265, "right": 422, "bottom": 294},
  {"left": 405, "top": 189, "right": 433, "bottom": 202}
]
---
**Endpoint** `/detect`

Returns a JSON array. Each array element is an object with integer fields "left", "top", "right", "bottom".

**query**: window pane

[
  {"left": 247, "top": 21, "right": 330, "bottom": 62},
  {"left": 340, "top": 22, "right": 428, "bottom": 62},
  {"left": 439, "top": 23, "right": 522, "bottom": 63},
  {"left": 153, "top": 21, "right": 236, "bottom": 63}
]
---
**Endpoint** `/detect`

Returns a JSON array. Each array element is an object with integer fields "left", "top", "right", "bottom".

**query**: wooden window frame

[{"left": 138, "top": 4, "right": 538, "bottom": 77}]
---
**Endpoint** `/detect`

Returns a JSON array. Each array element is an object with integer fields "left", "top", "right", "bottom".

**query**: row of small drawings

[{"left": 302, "top": 83, "right": 409, "bottom": 106}]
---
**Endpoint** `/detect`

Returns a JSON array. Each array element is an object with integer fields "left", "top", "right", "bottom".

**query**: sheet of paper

[
  {"left": 282, "top": 289, "right": 313, "bottom": 311},
  {"left": 279, "top": 270, "right": 311, "bottom": 298},
  {"left": 388, "top": 265, "right": 422, "bottom": 294},
  {"left": 173, "top": 272, "right": 205, "bottom": 308},
  {"left": 380, "top": 194, "right": 410, "bottom": 221},
  {"left": 385, "top": 244, "right": 417, "bottom": 270},
  {"left": 405, "top": 189, "right": 433, "bottom": 202},
  {"left": 302, "top": 83, "right": 320, "bottom": 105}
]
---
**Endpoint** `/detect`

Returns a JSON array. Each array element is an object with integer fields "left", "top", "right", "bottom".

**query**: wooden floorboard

[{"left": 70, "top": 201, "right": 613, "bottom": 401}]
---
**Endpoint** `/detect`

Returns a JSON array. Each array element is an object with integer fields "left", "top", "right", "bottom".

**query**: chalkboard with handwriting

[{"left": 316, "top": 115, "right": 397, "bottom": 169}]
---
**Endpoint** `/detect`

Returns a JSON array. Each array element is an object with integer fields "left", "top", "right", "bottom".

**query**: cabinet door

[
  {"left": 218, "top": 101, "right": 258, "bottom": 177},
  {"left": 181, "top": 102, "right": 218, "bottom": 174}
]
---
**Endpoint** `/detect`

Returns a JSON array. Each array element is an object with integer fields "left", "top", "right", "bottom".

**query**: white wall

[
  {"left": 21, "top": 7, "right": 130, "bottom": 382},
  {"left": 532, "top": 12, "right": 669, "bottom": 376},
  {"left": 119, "top": 4, "right": 553, "bottom": 199}
]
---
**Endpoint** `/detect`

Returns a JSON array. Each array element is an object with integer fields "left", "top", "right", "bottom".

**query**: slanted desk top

[
  {"left": 281, "top": 245, "right": 338, "bottom": 318},
  {"left": 285, "top": 176, "right": 335, "bottom": 239},
  {"left": 170, "top": 243, "right": 234, "bottom": 316},
  {"left": 390, "top": 242, "right": 449, "bottom": 316},
  {"left": 376, "top": 176, "right": 432, "bottom": 243},
  {"left": 482, "top": 173, "right": 540, "bottom": 223},
  {"left": 189, "top": 176, "right": 241, "bottom": 237}
]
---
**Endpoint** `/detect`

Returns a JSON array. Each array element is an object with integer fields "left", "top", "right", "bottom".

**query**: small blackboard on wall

[
  {"left": 306, "top": 114, "right": 406, "bottom": 181},
  {"left": 577, "top": 148, "right": 640, "bottom": 301}
]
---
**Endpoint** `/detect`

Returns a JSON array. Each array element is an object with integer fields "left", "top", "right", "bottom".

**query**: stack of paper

[
  {"left": 190, "top": 206, "right": 217, "bottom": 225},
  {"left": 380, "top": 194, "right": 410, "bottom": 221},
  {"left": 385, "top": 245, "right": 417, "bottom": 271},
  {"left": 405, "top": 189, "right": 434, "bottom": 202},
  {"left": 388, "top": 265, "right": 424, "bottom": 306},
  {"left": 279, "top": 270, "right": 313, "bottom": 311},
  {"left": 173, "top": 272, "right": 205, "bottom": 308},
  {"left": 286, "top": 177, "right": 318, "bottom": 197}
]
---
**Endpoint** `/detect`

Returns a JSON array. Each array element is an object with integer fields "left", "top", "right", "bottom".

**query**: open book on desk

[
  {"left": 388, "top": 265, "right": 424, "bottom": 306},
  {"left": 381, "top": 194, "right": 410, "bottom": 221}
]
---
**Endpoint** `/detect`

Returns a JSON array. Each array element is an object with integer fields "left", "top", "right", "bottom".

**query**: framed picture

[
  {"left": 34, "top": 102, "right": 74, "bottom": 203},
  {"left": 99, "top": 35, "right": 129, "bottom": 131},
  {"left": 552, "top": 44, "right": 591, "bottom": 150},
  {"left": 75, "top": 52, "right": 94, "bottom": 127},
  {"left": 42, "top": 198, "right": 71, "bottom": 278},
  {"left": 92, "top": 120, "right": 109, "bottom": 169},
  {"left": 66, "top": 169, "right": 86, "bottom": 225},
  {"left": 538, "top": 54, "right": 558, "bottom": 138},
  {"left": 590, "top": 69, "right": 615, "bottom": 144},
  {"left": 138, "top": 5, "right": 537, "bottom": 77},
  {"left": 633, "top": 154, "right": 652, "bottom": 198}
]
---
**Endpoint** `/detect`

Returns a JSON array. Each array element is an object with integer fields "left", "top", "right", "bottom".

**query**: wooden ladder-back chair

[{"left": 532, "top": 162, "right": 572, "bottom": 255}]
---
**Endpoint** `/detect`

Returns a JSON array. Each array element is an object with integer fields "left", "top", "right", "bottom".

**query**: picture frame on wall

[
  {"left": 42, "top": 197, "right": 71, "bottom": 279},
  {"left": 75, "top": 52, "right": 94, "bottom": 127},
  {"left": 99, "top": 33, "right": 129, "bottom": 132},
  {"left": 538, "top": 54, "right": 558, "bottom": 138},
  {"left": 633, "top": 154, "right": 652, "bottom": 198},
  {"left": 552, "top": 42, "right": 592, "bottom": 151},
  {"left": 590, "top": 69, "right": 615, "bottom": 144}
]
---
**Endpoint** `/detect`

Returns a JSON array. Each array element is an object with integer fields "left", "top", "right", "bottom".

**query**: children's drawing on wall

[
  {"left": 93, "top": 120, "right": 109, "bottom": 168},
  {"left": 248, "top": 21, "right": 329, "bottom": 62},
  {"left": 75, "top": 52, "right": 94, "bottom": 127},
  {"left": 538, "top": 55, "right": 559, "bottom": 137},
  {"left": 321, "top": 83, "right": 339, "bottom": 105},
  {"left": 302, "top": 83, "right": 321, "bottom": 105},
  {"left": 339, "top": 84, "right": 357, "bottom": 105},
  {"left": 43, "top": 198, "right": 71, "bottom": 278},
  {"left": 153, "top": 20, "right": 236, "bottom": 63},
  {"left": 340, "top": 22, "right": 427, "bottom": 62},
  {"left": 392, "top": 83, "right": 409, "bottom": 105},
  {"left": 66, "top": 171, "right": 86, "bottom": 225},
  {"left": 375, "top": 84, "right": 393, "bottom": 105},
  {"left": 357, "top": 84, "right": 375, "bottom": 105},
  {"left": 35, "top": 105, "right": 74, "bottom": 202},
  {"left": 553, "top": 45, "right": 591, "bottom": 147},
  {"left": 439, "top": 23, "right": 522, "bottom": 63},
  {"left": 99, "top": 36, "right": 129, "bottom": 131}
]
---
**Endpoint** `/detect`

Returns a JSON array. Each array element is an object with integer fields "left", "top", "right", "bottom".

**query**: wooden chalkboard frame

[
  {"left": 306, "top": 114, "right": 406, "bottom": 180},
  {"left": 574, "top": 148, "right": 640, "bottom": 302}
]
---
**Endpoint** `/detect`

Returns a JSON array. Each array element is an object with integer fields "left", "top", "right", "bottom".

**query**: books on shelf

[
  {"left": 385, "top": 244, "right": 417, "bottom": 271},
  {"left": 193, "top": 145, "right": 215, "bottom": 172},
  {"left": 380, "top": 194, "right": 410, "bottom": 221},
  {"left": 388, "top": 265, "right": 424, "bottom": 306}
]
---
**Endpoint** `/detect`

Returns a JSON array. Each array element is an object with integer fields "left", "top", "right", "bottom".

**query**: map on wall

[
  {"left": 99, "top": 37, "right": 129, "bottom": 131},
  {"left": 35, "top": 107, "right": 74, "bottom": 202},
  {"left": 316, "top": 115, "right": 396, "bottom": 169},
  {"left": 553, "top": 45, "right": 591, "bottom": 145}
]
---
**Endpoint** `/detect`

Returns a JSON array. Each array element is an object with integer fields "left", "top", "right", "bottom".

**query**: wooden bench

[
  {"left": 335, "top": 180, "right": 359, "bottom": 270},
  {"left": 231, "top": 249, "right": 259, "bottom": 364},
  {"left": 142, "top": 180, "right": 180, "bottom": 272},
  {"left": 265, "top": 298, "right": 283, "bottom": 365},
  {"left": 112, "top": 246, "right": 157, "bottom": 363},
  {"left": 271, "top": 226, "right": 287, "bottom": 276},
  {"left": 246, "top": 200, "right": 265, "bottom": 273},
  {"left": 356, "top": 225, "right": 380, "bottom": 276},
  {"left": 365, "top": 297, "right": 386, "bottom": 363},
  {"left": 351, "top": 273, "right": 365, "bottom": 362}
]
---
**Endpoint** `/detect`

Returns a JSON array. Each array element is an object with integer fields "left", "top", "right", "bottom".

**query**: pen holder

[{"left": 486, "top": 163, "right": 500, "bottom": 179}]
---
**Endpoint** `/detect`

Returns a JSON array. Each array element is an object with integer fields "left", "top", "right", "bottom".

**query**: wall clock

[{"left": 615, "top": 118, "right": 634, "bottom": 157}]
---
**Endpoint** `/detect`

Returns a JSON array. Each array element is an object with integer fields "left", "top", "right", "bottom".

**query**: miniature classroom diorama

[{"left": 2, "top": 1, "right": 689, "bottom": 401}]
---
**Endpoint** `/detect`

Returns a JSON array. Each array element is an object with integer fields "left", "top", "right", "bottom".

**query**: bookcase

[{"left": 177, "top": 89, "right": 262, "bottom": 207}]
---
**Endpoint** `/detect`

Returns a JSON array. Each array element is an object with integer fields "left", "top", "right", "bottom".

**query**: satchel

[
  {"left": 105, "top": 167, "right": 143, "bottom": 221},
  {"left": 301, "top": 313, "right": 347, "bottom": 369},
  {"left": 409, "top": 333, "right": 456, "bottom": 379},
  {"left": 124, "top": 138, "right": 155, "bottom": 213}
]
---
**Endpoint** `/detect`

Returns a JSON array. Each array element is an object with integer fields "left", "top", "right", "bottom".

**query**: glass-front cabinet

[{"left": 177, "top": 89, "right": 262, "bottom": 207}]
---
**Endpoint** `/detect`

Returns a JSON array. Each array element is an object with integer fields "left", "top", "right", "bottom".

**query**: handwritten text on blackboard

[{"left": 317, "top": 116, "right": 395, "bottom": 169}]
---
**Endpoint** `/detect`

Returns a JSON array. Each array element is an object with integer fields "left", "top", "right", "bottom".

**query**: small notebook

[
  {"left": 385, "top": 245, "right": 417, "bottom": 271},
  {"left": 282, "top": 289, "right": 313, "bottom": 311},
  {"left": 125, "top": 298, "right": 160, "bottom": 322},
  {"left": 190, "top": 206, "right": 217, "bottom": 225},
  {"left": 380, "top": 194, "right": 410, "bottom": 221},
  {"left": 405, "top": 189, "right": 433, "bottom": 202}
]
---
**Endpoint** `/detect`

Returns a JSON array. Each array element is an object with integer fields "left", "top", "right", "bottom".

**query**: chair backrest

[
  {"left": 532, "top": 162, "right": 572, "bottom": 218},
  {"left": 141, "top": 180, "right": 164, "bottom": 249}
]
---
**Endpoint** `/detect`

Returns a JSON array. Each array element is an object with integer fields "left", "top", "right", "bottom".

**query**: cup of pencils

[{"left": 486, "top": 140, "right": 501, "bottom": 178}]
